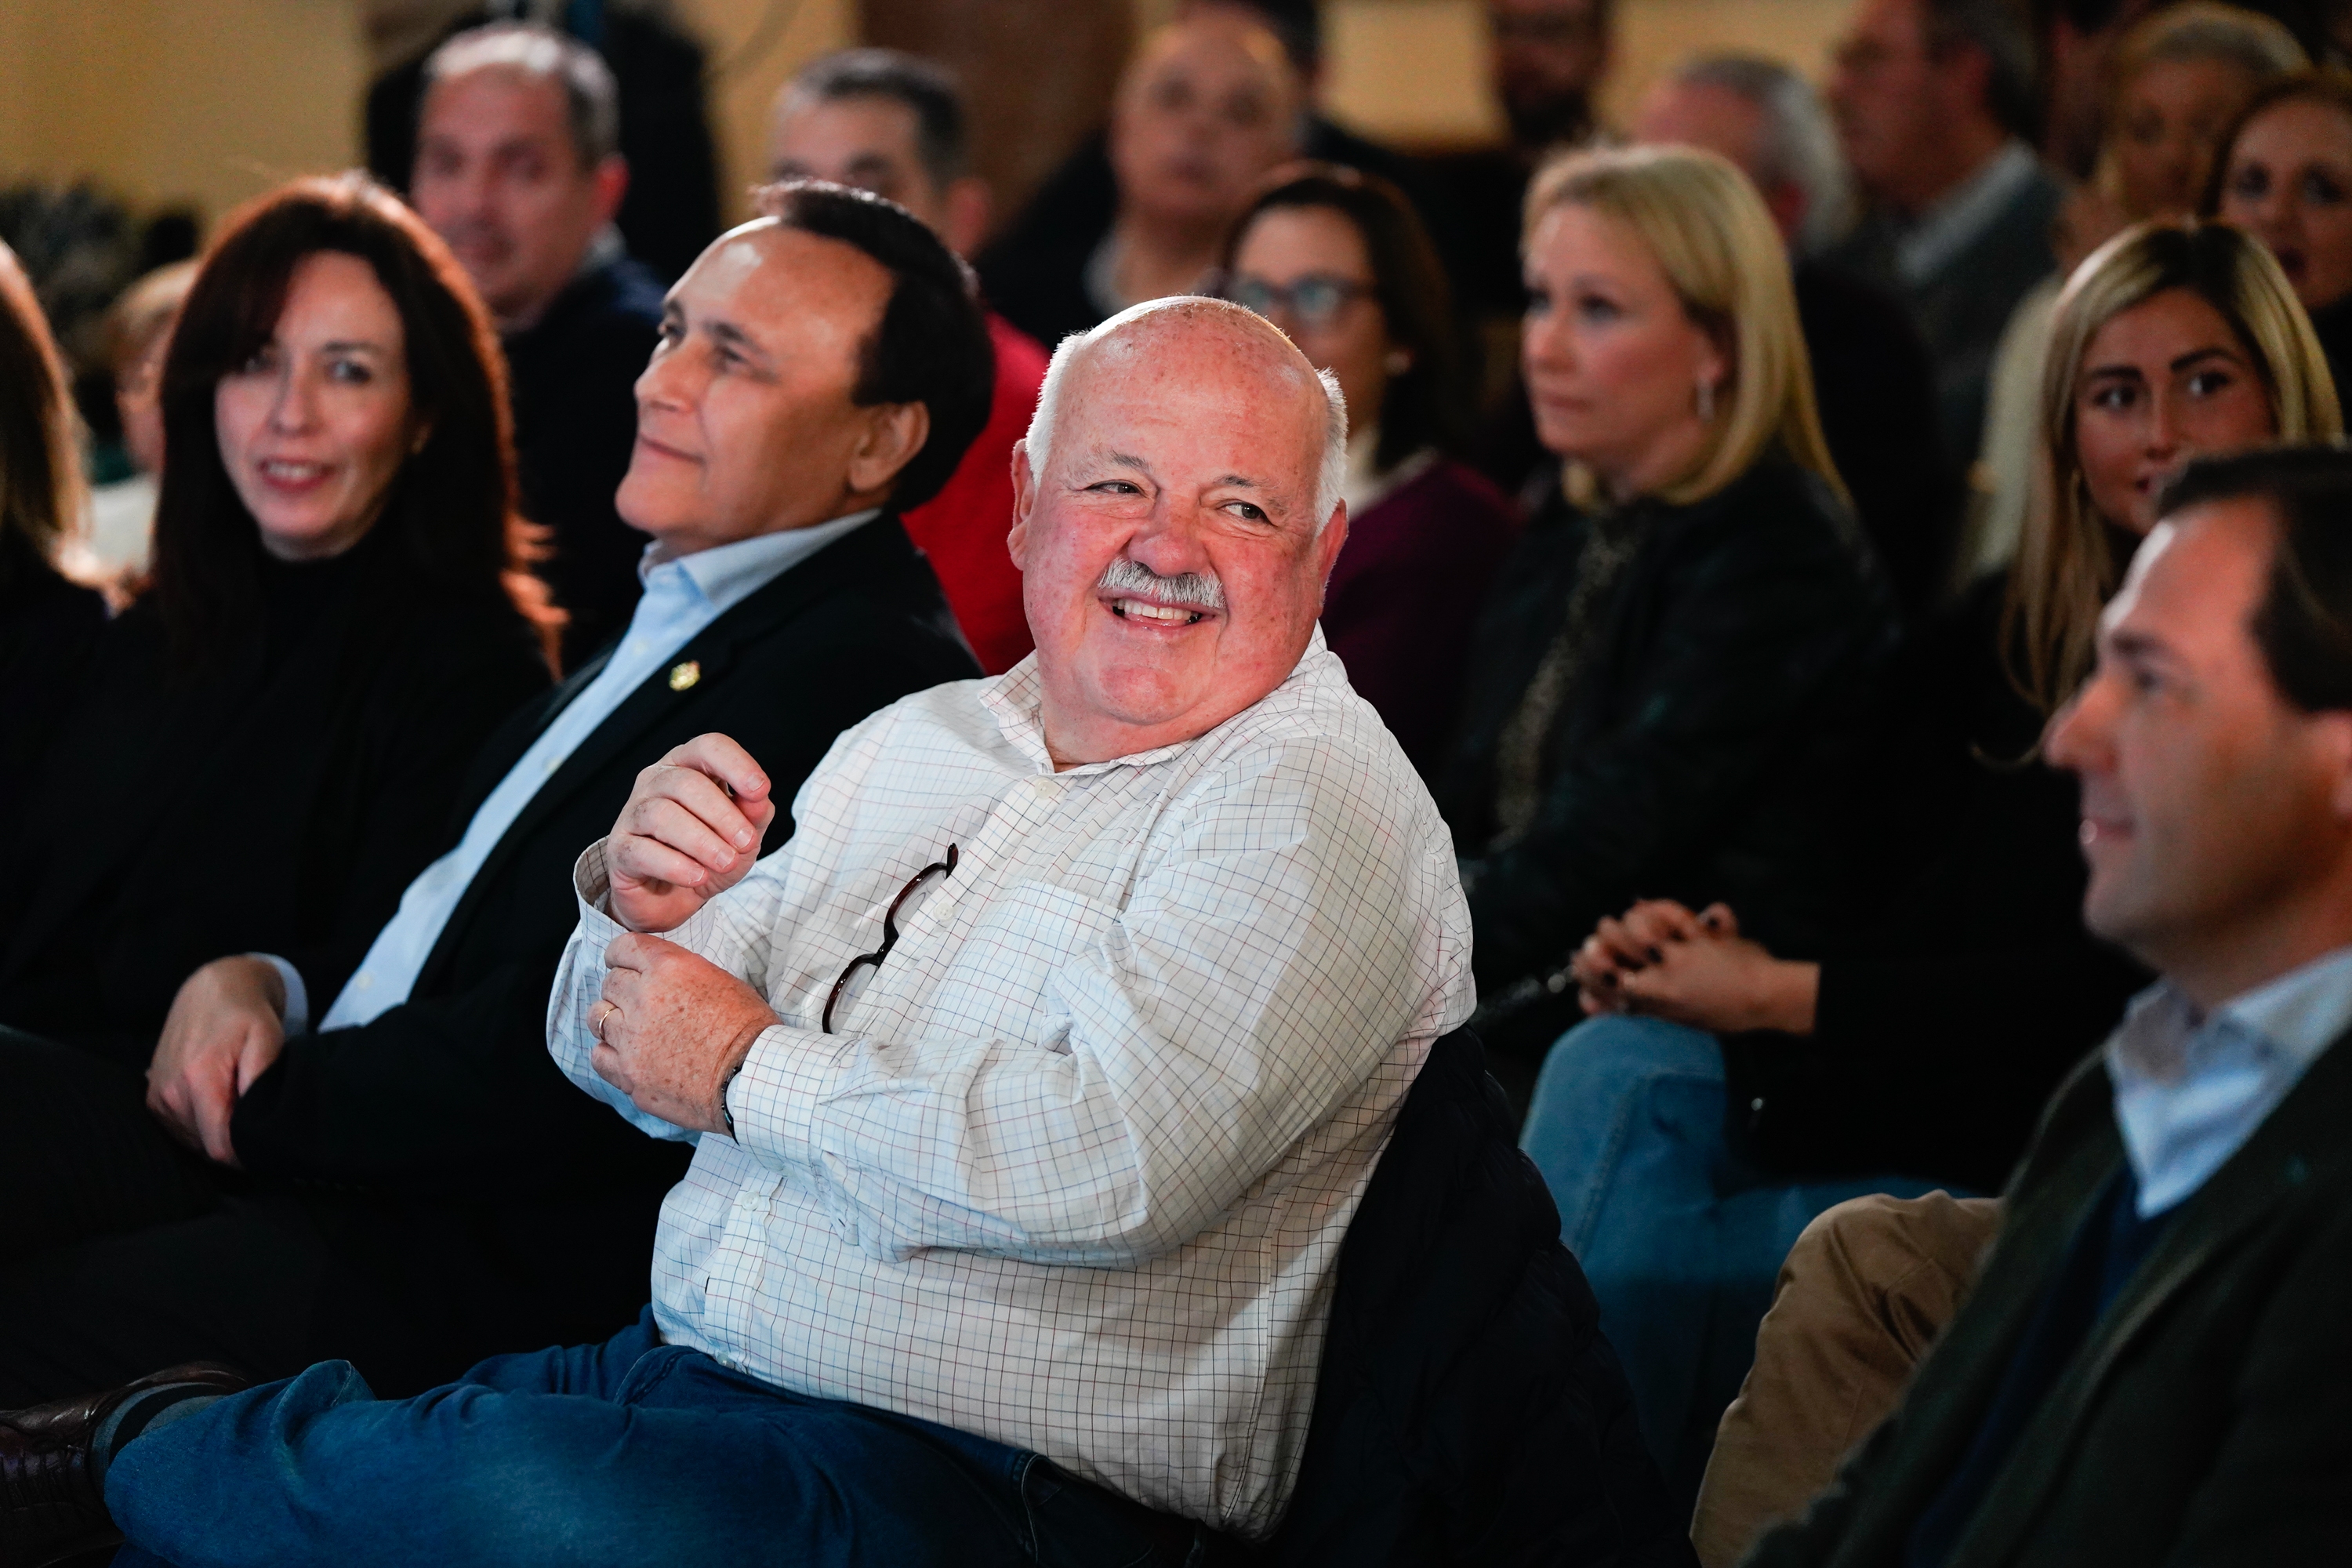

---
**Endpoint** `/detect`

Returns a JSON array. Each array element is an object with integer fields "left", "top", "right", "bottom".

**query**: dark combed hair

[
  {"left": 789, "top": 49, "right": 970, "bottom": 189},
  {"left": 152, "top": 172, "right": 557, "bottom": 668},
  {"left": 751, "top": 179, "right": 995, "bottom": 514},
  {"left": 1218, "top": 162, "right": 1463, "bottom": 471},
  {"left": 2160, "top": 445, "right": 2352, "bottom": 712},
  {"left": 1924, "top": 0, "right": 2039, "bottom": 140}
]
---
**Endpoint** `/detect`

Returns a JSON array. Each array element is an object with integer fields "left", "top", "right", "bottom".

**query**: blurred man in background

[
  {"left": 410, "top": 21, "right": 666, "bottom": 666},
  {"left": 977, "top": 9, "right": 1303, "bottom": 347},
  {"left": 769, "top": 49, "right": 1048, "bottom": 675},
  {"left": 1633, "top": 53, "right": 1962, "bottom": 617},
  {"left": 1824, "top": 0, "right": 2061, "bottom": 474}
]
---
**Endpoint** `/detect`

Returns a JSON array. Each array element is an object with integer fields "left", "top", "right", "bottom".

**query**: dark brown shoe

[{"left": 0, "top": 1363, "right": 249, "bottom": 1568}]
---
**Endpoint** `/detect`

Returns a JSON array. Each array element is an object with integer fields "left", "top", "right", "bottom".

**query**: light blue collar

[{"left": 639, "top": 508, "right": 880, "bottom": 619}]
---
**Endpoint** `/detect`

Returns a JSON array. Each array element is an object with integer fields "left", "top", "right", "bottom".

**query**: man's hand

[
  {"left": 608, "top": 734, "right": 776, "bottom": 934},
  {"left": 147, "top": 956, "right": 288, "bottom": 1166},
  {"left": 1572, "top": 899, "right": 1819, "bottom": 1036},
  {"left": 589, "top": 933, "right": 779, "bottom": 1134}
]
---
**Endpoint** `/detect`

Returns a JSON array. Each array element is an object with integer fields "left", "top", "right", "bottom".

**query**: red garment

[{"left": 902, "top": 313, "right": 1049, "bottom": 674}]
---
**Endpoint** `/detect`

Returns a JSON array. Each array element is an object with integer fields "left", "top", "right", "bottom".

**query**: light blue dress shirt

[
  {"left": 270, "top": 510, "right": 879, "bottom": 1034},
  {"left": 2105, "top": 944, "right": 2352, "bottom": 1217}
]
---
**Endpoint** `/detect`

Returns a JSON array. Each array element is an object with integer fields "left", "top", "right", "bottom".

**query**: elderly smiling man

[{"left": 3, "top": 296, "right": 1475, "bottom": 1567}]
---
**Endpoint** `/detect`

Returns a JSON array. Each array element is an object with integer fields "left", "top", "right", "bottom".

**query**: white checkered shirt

[{"left": 548, "top": 630, "right": 1475, "bottom": 1536}]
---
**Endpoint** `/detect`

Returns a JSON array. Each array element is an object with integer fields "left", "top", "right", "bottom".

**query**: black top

[
  {"left": 503, "top": 253, "right": 666, "bottom": 669},
  {"left": 2308, "top": 294, "right": 2352, "bottom": 401},
  {"left": 0, "top": 528, "right": 106, "bottom": 837},
  {"left": 0, "top": 524, "right": 550, "bottom": 1066},
  {"left": 975, "top": 118, "right": 1439, "bottom": 349},
  {"left": 224, "top": 516, "right": 981, "bottom": 1394},
  {"left": 1795, "top": 260, "right": 1964, "bottom": 622},
  {"left": 1749, "top": 1033, "right": 2352, "bottom": 1568},
  {"left": 1727, "top": 571, "right": 2151, "bottom": 1192},
  {"left": 1438, "top": 457, "right": 1896, "bottom": 1056}
]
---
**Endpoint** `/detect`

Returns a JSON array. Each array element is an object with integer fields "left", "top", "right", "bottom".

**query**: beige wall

[{"left": 0, "top": 0, "right": 1858, "bottom": 230}]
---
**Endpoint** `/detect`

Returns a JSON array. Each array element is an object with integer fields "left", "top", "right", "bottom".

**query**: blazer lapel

[
  {"left": 1951, "top": 1027, "right": 2352, "bottom": 1566},
  {"left": 414, "top": 517, "right": 910, "bottom": 984}
]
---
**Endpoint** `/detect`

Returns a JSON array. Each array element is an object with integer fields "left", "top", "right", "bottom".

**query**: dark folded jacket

[{"left": 1265, "top": 1029, "right": 1696, "bottom": 1567}]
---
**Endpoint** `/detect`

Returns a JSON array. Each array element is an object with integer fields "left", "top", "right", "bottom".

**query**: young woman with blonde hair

[{"left": 1535, "top": 217, "right": 2339, "bottom": 1540}]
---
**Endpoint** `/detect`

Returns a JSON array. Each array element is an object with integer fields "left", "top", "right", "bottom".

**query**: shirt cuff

[
  {"left": 247, "top": 953, "right": 309, "bottom": 1036},
  {"left": 572, "top": 837, "right": 728, "bottom": 952},
  {"left": 726, "top": 1022, "right": 842, "bottom": 1167}
]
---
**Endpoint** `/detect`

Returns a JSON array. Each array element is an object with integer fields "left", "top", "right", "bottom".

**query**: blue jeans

[
  {"left": 1519, "top": 1015, "right": 1944, "bottom": 1507},
  {"left": 107, "top": 1308, "right": 1205, "bottom": 1568}
]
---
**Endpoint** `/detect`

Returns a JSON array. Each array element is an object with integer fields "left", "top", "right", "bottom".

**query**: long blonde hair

[
  {"left": 1523, "top": 143, "right": 1846, "bottom": 509},
  {"left": 2006, "top": 219, "right": 2339, "bottom": 713}
]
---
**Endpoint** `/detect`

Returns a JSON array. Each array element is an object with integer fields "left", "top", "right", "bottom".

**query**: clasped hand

[
  {"left": 590, "top": 733, "right": 783, "bottom": 1134},
  {"left": 1569, "top": 898, "right": 1820, "bottom": 1037}
]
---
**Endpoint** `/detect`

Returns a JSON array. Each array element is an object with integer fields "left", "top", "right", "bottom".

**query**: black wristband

[{"left": 718, "top": 1056, "right": 746, "bottom": 1140}]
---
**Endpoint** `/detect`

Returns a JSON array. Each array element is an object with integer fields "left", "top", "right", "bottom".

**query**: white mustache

[{"left": 1095, "top": 556, "right": 1225, "bottom": 612}]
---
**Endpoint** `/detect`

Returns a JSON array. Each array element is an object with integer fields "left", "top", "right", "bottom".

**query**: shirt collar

[
  {"left": 978, "top": 626, "right": 1334, "bottom": 776},
  {"left": 1895, "top": 140, "right": 2042, "bottom": 286},
  {"left": 638, "top": 508, "right": 880, "bottom": 619},
  {"left": 2111, "top": 944, "right": 2352, "bottom": 1087}
]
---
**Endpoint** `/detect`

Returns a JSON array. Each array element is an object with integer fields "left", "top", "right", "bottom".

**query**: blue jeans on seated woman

[
  {"left": 1519, "top": 1014, "right": 1946, "bottom": 1511},
  {"left": 106, "top": 1307, "right": 1210, "bottom": 1568}
]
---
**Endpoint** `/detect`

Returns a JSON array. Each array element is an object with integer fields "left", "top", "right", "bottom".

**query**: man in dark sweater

[
  {"left": 409, "top": 21, "right": 666, "bottom": 667},
  {"left": 1724, "top": 448, "right": 2352, "bottom": 1566}
]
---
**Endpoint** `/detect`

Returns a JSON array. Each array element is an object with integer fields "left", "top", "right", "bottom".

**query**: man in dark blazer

[
  {"left": 0, "top": 182, "right": 992, "bottom": 1405},
  {"left": 1744, "top": 448, "right": 2352, "bottom": 1566}
]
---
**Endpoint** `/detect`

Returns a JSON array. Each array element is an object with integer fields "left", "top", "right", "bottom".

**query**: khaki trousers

[{"left": 1690, "top": 1189, "right": 2005, "bottom": 1567}]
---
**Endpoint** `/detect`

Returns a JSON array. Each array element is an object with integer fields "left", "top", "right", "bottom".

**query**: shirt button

[{"left": 354, "top": 973, "right": 372, "bottom": 990}]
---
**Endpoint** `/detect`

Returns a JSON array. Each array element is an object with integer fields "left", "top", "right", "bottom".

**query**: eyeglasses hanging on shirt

[{"left": 822, "top": 844, "right": 959, "bottom": 1034}]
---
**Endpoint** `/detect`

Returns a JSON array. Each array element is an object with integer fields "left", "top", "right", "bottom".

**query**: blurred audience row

[{"left": 5, "top": 0, "right": 2352, "bottom": 1561}]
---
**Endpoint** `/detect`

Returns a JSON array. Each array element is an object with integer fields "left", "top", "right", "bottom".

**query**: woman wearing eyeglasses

[{"left": 1219, "top": 163, "right": 1519, "bottom": 776}]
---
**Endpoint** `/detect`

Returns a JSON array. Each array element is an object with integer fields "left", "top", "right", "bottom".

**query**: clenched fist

[{"left": 607, "top": 733, "right": 776, "bottom": 933}]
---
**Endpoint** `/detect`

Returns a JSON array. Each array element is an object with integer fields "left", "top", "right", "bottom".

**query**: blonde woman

[
  {"left": 1437, "top": 142, "right": 1894, "bottom": 1485},
  {"left": 1969, "top": 3, "right": 2303, "bottom": 580},
  {"left": 1555, "top": 219, "right": 2340, "bottom": 1558}
]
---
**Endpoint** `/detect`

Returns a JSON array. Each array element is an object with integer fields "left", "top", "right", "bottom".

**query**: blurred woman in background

[
  {"left": 1436, "top": 143, "right": 1893, "bottom": 1090},
  {"left": 82, "top": 260, "right": 198, "bottom": 586},
  {"left": 1221, "top": 162, "right": 1518, "bottom": 775},
  {"left": 0, "top": 174, "right": 554, "bottom": 1069},
  {"left": 1548, "top": 221, "right": 2339, "bottom": 1555},
  {"left": 0, "top": 240, "right": 106, "bottom": 833},
  {"left": 1969, "top": 2, "right": 2303, "bottom": 582},
  {"left": 2210, "top": 67, "right": 2352, "bottom": 386}
]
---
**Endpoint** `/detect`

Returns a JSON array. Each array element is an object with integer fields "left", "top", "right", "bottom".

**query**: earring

[
  {"left": 1384, "top": 348, "right": 1413, "bottom": 376},
  {"left": 1695, "top": 377, "right": 1717, "bottom": 423}
]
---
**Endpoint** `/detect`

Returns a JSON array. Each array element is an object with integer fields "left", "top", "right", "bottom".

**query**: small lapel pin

[{"left": 668, "top": 659, "right": 701, "bottom": 691}]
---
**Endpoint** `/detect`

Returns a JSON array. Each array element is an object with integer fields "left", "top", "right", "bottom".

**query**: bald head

[
  {"left": 1007, "top": 296, "right": 1353, "bottom": 768},
  {"left": 1027, "top": 296, "right": 1345, "bottom": 530},
  {"left": 1110, "top": 17, "right": 1303, "bottom": 235}
]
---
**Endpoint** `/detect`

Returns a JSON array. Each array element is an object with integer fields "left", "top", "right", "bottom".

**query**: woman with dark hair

[
  {"left": 0, "top": 241, "right": 107, "bottom": 835},
  {"left": 0, "top": 174, "right": 552, "bottom": 1066},
  {"left": 1220, "top": 162, "right": 1518, "bottom": 775}
]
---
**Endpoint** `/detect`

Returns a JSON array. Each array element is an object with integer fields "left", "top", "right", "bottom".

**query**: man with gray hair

[
  {"left": 410, "top": 20, "right": 669, "bottom": 664},
  {"left": 29, "top": 297, "right": 1478, "bottom": 1563},
  {"left": 1635, "top": 52, "right": 1960, "bottom": 617}
]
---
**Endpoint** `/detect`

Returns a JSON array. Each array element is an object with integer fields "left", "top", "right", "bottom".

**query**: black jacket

[
  {"left": 0, "top": 528, "right": 105, "bottom": 840},
  {"left": 504, "top": 253, "right": 666, "bottom": 669},
  {"left": 227, "top": 517, "right": 979, "bottom": 1394},
  {"left": 1726, "top": 572, "right": 2151, "bottom": 1192},
  {"left": 1263, "top": 1028, "right": 1695, "bottom": 1566},
  {"left": 1748, "top": 1029, "right": 2352, "bottom": 1567},
  {"left": 1438, "top": 458, "right": 1896, "bottom": 1055},
  {"left": 0, "top": 532, "right": 550, "bottom": 1068}
]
